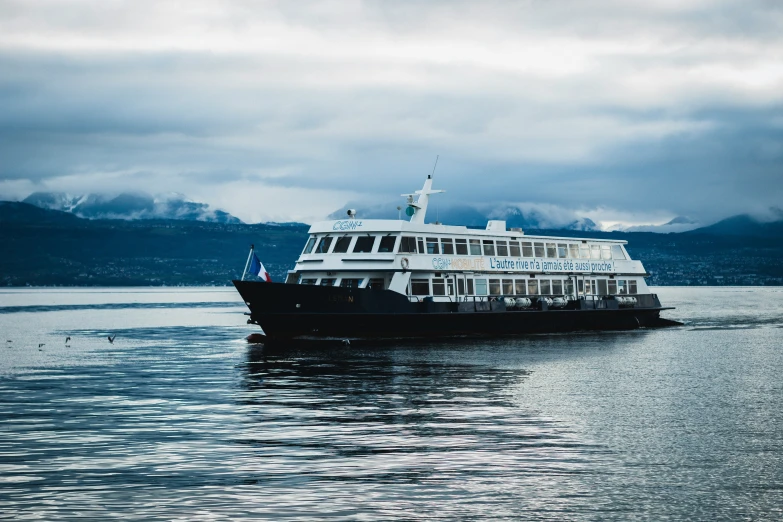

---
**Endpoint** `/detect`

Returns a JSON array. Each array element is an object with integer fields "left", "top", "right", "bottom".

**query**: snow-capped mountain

[{"left": 22, "top": 191, "right": 242, "bottom": 224}]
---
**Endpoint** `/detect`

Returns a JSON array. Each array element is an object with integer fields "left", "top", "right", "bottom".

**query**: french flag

[{"left": 248, "top": 253, "right": 272, "bottom": 282}]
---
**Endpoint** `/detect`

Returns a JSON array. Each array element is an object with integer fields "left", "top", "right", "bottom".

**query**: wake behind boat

[{"left": 234, "top": 176, "right": 680, "bottom": 341}]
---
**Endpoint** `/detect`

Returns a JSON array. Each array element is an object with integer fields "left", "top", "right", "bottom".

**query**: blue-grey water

[{"left": 1, "top": 287, "right": 782, "bottom": 520}]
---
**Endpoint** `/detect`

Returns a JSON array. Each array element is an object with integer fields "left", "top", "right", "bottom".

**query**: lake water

[{"left": 1, "top": 287, "right": 782, "bottom": 520}]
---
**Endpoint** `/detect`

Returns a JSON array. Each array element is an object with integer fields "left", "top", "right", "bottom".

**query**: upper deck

[
  {"left": 296, "top": 218, "right": 644, "bottom": 277},
  {"left": 309, "top": 218, "right": 625, "bottom": 244}
]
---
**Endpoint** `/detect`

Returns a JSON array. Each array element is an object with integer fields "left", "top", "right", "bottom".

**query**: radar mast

[{"left": 401, "top": 175, "right": 445, "bottom": 224}]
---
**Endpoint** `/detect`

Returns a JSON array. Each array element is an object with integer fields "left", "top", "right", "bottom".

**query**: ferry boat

[{"left": 234, "top": 176, "right": 679, "bottom": 341}]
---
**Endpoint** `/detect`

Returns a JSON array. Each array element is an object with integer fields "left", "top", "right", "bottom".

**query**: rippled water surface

[{"left": 1, "top": 287, "right": 782, "bottom": 520}]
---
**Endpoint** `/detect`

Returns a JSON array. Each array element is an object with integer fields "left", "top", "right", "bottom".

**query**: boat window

[
  {"left": 368, "top": 278, "right": 384, "bottom": 290},
  {"left": 432, "top": 278, "right": 446, "bottom": 296},
  {"left": 557, "top": 244, "right": 567, "bottom": 258},
  {"left": 417, "top": 238, "right": 425, "bottom": 254},
  {"left": 629, "top": 280, "right": 637, "bottom": 294},
  {"left": 378, "top": 236, "right": 397, "bottom": 253},
  {"left": 469, "top": 239, "right": 482, "bottom": 255},
  {"left": 565, "top": 279, "right": 574, "bottom": 296},
  {"left": 522, "top": 242, "right": 534, "bottom": 257},
  {"left": 475, "top": 278, "right": 488, "bottom": 295},
  {"left": 489, "top": 279, "right": 501, "bottom": 295},
  {"left": 597, "top": 279, "right": 608, "bottom": 296},
  {"left": 509, "top": 241, "right": 521, "bottom": 257},
  {"left": 579, "top": 244, "right": 590, "bottom": 259},
  {"left": 496, "top": 241, "right": 509, "bottom": 256},
  {"left": 455, "top": 238, "right": 468, "bottom": 255},
  {"left": 441, "top": 238, "right": 454, "bottom": 255},
  {"left": 534, "top": 242, "right": 545, "bottom": 258},
  {"left": 552, "top": 280, "right": 563, "bottom": 295},
  {"left": 315, "top": 236, "right": 333, "bottom": 254},
  {"left": 568, "top": 244, "right": 579, "bottom": 259},
  {"left": 410, "top": 279, "right": 430, "bottom": 295},
  {"left": 353, "top": 236, "right": 375, "bottom": 253},
  {"left": 482, "top": 240, "right": 496, "bottom": 256},
  {"left": 515, "top": 279, "right": 526, "bottom": 295},
  {"left": 426, "top": 237, "right": 440, "bottom": 255},
  {"left": 546, "top": 243, "right": 557, "bottom": 258},
  {"left": 303, "top": 237, "right": 317, "bottom": 254},
  {"left": 300, "top": 278, "right": 317, "bottom": 285},
  {"left": 527, "top": 279, "right": 539, "bottom": 295},
  {"left": 584, "top": 279, "right": 594, "bottom": 295},
  {"left": 590, "top": 245, "right": 601, "bottom": 260},
  {"left": 399, "top": 236, "right": 417, "bottom": 253},
  {"left": 577, "top": 279, "right": 584, "bottom": 295},
  {"left": 340, "top": 278, "right": 363, "bottom": 288},
  {"left": 458, "top": 278, "right": 475, "bottom": 295},
  {"left": 502, "top": 279, "right": 514, "bottom": 295},
  {"left": 333, "top": 236, "right": 352, "bottom": 253},
  {"left": 540, "top": 279, "right": 551, "bottom": 295},
  {"left": 611, "top": 244, "right": 627, "bottom": 260},
  {"left": 608, "top": 280, "right": 617, "bottom": 295},
  {"left": 617, "top": 280, "right": 627, "bottom": 295},
  {"left": 320, "top": 278, "right": 336, "bottom": 286},
  {"left": 601, "top": 244, "right": 612, "bottom": 260}
]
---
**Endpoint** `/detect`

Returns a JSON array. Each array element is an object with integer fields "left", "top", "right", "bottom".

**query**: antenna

[{"left": 432, "top": 155, "right": 440, "bottom": 223}]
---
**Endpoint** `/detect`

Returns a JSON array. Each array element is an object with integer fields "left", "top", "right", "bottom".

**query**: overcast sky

[{"left": 1, "top": 0, "right": 782, "bottom": 226}]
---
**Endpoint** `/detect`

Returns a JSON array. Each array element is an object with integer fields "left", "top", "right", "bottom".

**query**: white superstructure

[{"left": 286, "top": 176, "right": 651, "bottom": 302}]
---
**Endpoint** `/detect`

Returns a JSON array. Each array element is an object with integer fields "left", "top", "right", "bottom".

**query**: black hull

[{"left": 233, "top": 281, "right": 679, "bottom": 341}]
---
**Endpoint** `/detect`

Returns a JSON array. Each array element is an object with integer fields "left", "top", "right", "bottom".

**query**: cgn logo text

[{"left": 332, "top": 220, "right": 363, "bottom": 231}]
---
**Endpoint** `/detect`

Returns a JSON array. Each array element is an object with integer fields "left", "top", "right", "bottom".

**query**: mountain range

[
  {"left": 618, "top": 216, "right": 703, "bottom": 233},
  {"left": 13, "top": 191, "right": 783, "bottom": 237},
  {"left": 1, "top": 200, "right": 781, "bottom": 287},
  {"left": 22, "top": 191, "right": 242, "bottom": 224}
]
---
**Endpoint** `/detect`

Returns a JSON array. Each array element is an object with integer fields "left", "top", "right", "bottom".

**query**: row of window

[
  {"left": 409, "top": 277, "right": 638, "bottom": 296},
  {"left": 303, "top": 234, "right": 627, "bottom": 260},
  {"left": 300, "top": 277, "right": 386, "bottom": 289},
  {"left": 304, "top": 235, "right": 397, "bottom": 255},
  {"left": 298, "top": 275, "right": 638, "bottom": 296}
]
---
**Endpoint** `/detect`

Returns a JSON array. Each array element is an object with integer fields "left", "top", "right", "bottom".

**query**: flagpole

[{"left": 241, "top": 244, "right": 254, "bottom": 281}]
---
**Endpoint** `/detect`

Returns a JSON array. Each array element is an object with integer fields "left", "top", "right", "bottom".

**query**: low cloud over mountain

[
  {"left": 615, "top": 216, "right": 703, "bottom": 233},
  {"left": 23, "top": 191, "right": 242, "bottom": 224}
]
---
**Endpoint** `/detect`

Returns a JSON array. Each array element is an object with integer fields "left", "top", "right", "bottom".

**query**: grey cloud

[{"left": 1, "top": 0, "right": 782, "bottom": 225}]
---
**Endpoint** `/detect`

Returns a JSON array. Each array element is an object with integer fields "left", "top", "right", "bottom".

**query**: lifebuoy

[{"left": 401, "top": 257, "right": 410, "bottom": 270}]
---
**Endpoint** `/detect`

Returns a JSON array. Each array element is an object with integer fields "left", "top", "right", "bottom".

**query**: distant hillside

[
  {"left": 621, "top": 216, "right": 702, "bottom": 233},
  {"left": 0, "top": 201, "right": 80, "bottom": 224},
  {"left": 1, "top": 202, "right": 781, "bottom": 286},
  {"left": 688, "top": 214, "right": 783, "bottom": 237},
  {"left": 23, "top": 191, "right": 242, "bottom": 224},
  {"left": 0, "top": 203, "right": 307, "bottom": 286}
]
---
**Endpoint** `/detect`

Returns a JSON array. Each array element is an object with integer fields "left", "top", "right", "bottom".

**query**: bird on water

[{"left": 108, "top": 335, "right": 116, "bottom": 344}]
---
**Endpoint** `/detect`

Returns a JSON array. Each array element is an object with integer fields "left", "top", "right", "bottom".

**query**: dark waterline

[{"left": 1, "top": 287, "right": 782, "bottom": 520}]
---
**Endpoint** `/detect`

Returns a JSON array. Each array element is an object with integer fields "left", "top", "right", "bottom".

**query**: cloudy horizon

[{"left": 1, "top": 0, "right": 782, "bottom": 227}]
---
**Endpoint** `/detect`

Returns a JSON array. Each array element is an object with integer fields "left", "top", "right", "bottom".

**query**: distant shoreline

[{"left": 2, "top": 284, "right": 780, "bottom": 289}]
